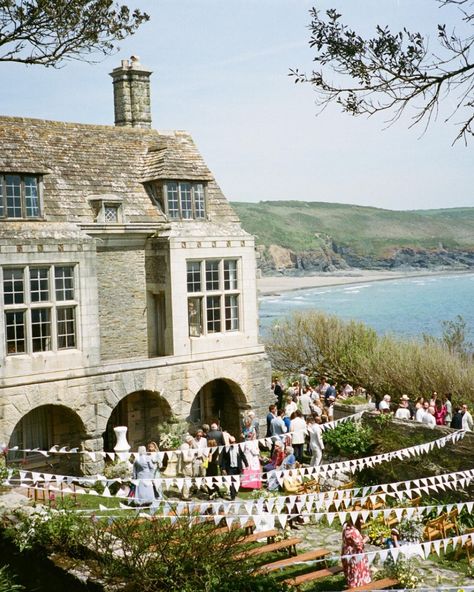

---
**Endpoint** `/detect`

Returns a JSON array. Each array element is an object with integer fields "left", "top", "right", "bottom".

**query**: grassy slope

[{"left": 231, "top": 201, "right": 474, "bottom": 256}]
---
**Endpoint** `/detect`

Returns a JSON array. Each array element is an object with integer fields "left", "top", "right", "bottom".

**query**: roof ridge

[{"left": 0, "top": 115, "right": 190, "bottom": 136}]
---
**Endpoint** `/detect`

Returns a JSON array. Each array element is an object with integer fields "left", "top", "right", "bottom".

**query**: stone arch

[
  {"left": 8, "top": 404, "right": 86, "bottom": 474},
  {"left": 189, "top": 378, "right": 249, "bottom": 438},
  {"left": 103, "top": 390, "right": 172, "bottom": 451}
]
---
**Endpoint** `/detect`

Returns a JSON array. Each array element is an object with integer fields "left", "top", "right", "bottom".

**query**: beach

[{"left": 257, "top": 268, "right": 472, "bottom": 296}]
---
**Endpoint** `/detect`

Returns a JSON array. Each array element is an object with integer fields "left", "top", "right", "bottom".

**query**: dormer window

[
  {"left": 0, "top": 174, "right": 41, "bottom": 219},
  {"left": 89, "top": 196, "right": 124, "bottom": 224},
  {"left": 164, "top": 181, "right": 206, "bottom": 220}
]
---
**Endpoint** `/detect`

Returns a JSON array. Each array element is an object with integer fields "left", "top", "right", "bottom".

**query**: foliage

[
  {"left": 290, "top": 3, "right": 474, "bottom": 143},
  {"left": 0, "top": 448, "right": 8, "bottom": 481},
  {"left": 398, "top": 515, "right": 424, "bottom": 543},
  {"left": 90, "top": 515, "right": 290, "bottom": 592},
  {"left": 0, "top": 0, "right": 149, "bottom": 67},
  {"left": 266, "top": 310, "right": 474, "bottom": 403},
  {"left": 339, "top": 394, "right": 370, "bottom": 406},
  {"left": 365, "top": 514, "right": 391, "bottom": 545},
  {"left": 0, "top": 566, "right": 23, "bottom": 592},
  {"left": 157, "top": 417, "right": 189, "bottom": 450},
  {"left": 103, "top": 459, "right": 132, "bottom": 480},
  {"left": 233, "top": 201, "right": 474, "bottom": 258},
  {"left": 3, "top": 499, "right": 89, "bottom": 553},
  {"left": 380, "top": 555, "right": 423, "bottom": 589},
  {"left": 441, "top": 315, "right": 473, "bottom": 358},
  {"left": 322, "top": 420, "right": 373, "bottom": 458}
]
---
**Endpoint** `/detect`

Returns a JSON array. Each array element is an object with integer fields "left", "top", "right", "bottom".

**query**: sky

[{"left": 2, "top": 0, "right": 473, "bottom": 210}]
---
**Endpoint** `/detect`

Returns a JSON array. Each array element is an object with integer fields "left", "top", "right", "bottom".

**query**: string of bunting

[
  {"left": 3, "top": 429, "right": 465, "bottom": 497},
  {"left": 7, "top": 464, "right": 474, "bottom": 516},
  {"left": 2, "top": 411, "right": 363, "bottom": 460}
]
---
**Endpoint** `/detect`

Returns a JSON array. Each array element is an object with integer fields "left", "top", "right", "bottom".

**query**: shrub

[
  {"left": 3, "top": 499, "right": 90, "bottom": 554},
  {"left": 266, "top": 310, "right": 474, "bottom": 402},
  {"left": 0, "top": 566, "right": 23, "bottom": 592},
  {"left": 365, "top": 514, "right": 391, "bottom": 545},
  {"left": 92, "top": 515, "right": 291, "bottom": 592},
  {"left": 323, "top": 420, "right": 373, "bottom": 458}
]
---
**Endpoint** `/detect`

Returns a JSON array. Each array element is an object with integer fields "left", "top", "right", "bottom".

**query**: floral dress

[{"left": 341, "top": 523, "right": 372, "bottom": 588}]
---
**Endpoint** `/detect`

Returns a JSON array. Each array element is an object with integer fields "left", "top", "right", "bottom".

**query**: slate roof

[{"left": 0, "top": 117, "right": 239, "bottom": 226}]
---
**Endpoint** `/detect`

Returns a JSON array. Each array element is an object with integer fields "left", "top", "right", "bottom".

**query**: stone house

[{"left": 0, "top": 57, "right": 271, "bottom": 473}]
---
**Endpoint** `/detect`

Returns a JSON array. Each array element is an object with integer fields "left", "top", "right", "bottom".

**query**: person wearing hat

[{"left": 395, "top": 397, "right": 411, "bottom": 420}]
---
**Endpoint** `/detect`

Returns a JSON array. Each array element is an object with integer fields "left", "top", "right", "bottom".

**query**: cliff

[{"left": 231, "top": 201, "right": 474, "bottom": 274}]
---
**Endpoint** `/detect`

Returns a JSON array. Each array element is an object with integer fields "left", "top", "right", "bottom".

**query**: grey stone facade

[{"left": 0, "top": 59, "right": 272, "bottom": 469}]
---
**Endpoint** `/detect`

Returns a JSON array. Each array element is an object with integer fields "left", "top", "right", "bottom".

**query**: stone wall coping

[{"left": 0, "top": 345, "right": 267, "bottom": 390}]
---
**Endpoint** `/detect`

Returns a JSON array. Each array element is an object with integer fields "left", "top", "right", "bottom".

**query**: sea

[{"left": 259, "top": 272, "right": 474, "bottom": 343}]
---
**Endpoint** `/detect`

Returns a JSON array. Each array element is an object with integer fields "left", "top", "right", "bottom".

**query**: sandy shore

[{"left": 257, "top": 268, "right": 472, "bottom": 296}]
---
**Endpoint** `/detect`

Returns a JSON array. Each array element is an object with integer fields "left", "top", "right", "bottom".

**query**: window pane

[
  {"left": 206, "top": 295, "right": 221, "bottom": 333},
  {"left": 30, "top": 268, "right": 49, "bottom": 302},
  {"left": 6, "top": 175, "right": 22, "bottom": 218},
  {"left": 187, "top": 261, "right": 201, "bottom": 292},
  {"left": 180, "top": 183, "right": 193, "bottom": 219},
  {"left": 188, "top": 297, "right": 202, "bottom": 337},
  {"left": 24, "top": 176, "right": 40, "bottom": 218},
  {"left": 3, "top": 268, "right": 24, "bottom": 305},
  {"left": 55, "top": 266, "right": 74, "bottom": 301},
  {"left": 57, "top": 307, "right": 76, "bottom": 349},
  {"left": 31, "top": 308, "right": 51, "bottom": 351},
  {"left": 224, "top": 260, "right": 238, "bottom": 290},
  {"left": 166, "top": 182, "right": 179, "bottom": 218},
  {"left": 194, "top": 184, "right": 206, "bottom": 219},
  {"left": 5, "top": 311, "right": 25, "bottom": 354},
  {"left": 104, "top": 205, "right": 119, "bottom": 222},
  {"left": 225, "top": 294, "right": 239, "bottom": 331},
  {"left": 205, "top": 260, "right": 220, "bottom": 291}
]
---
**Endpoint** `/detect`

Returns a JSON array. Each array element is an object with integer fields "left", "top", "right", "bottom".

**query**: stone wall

[
  {"left": 0, "top": 348, "right": 272, "bottom": 473},
  {"left": 96, "top": 247, "right": 148, "bottom": 361},
  {"left": 358, "top": 413, "right": 474, "bottom": 486}
]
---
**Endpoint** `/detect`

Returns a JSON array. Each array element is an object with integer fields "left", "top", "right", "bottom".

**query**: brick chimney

[{"left": 110, "top": 56, "right": 152, "bottom": 128}]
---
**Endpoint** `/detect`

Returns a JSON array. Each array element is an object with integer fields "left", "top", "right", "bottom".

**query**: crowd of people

[
  {"left": 382, "top": 391, "right": 473, "bottom": 430},
  {"left": 130, "top": 373, "right": 472, "bottom": 507}
]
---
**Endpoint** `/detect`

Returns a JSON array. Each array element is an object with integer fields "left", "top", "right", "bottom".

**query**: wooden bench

[
  {"left": 234, "top": 537, "right": 302, "bottom": 560},
  {"left": 346, "top": 577, "right": 399, "bottom": 591},
  {"left": 255, "top": 547, "right": 330, "bottom": 574},
  {"left": 283, "top": 565, "right": 343, "bottom": 587},
  {"left": 237, "top": 529, "right": 279, "bottom": 545}
]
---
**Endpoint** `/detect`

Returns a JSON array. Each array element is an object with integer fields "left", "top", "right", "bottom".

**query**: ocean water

[{"left": 259, "top": 273, "right": 474, "bottom": 342}]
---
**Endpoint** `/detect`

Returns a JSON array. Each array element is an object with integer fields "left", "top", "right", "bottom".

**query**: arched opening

[
  {"left": 189, "top": 379, "right": 248, "bottom": 438},
  {"left": 104, "top": 390, "right": 172, "bottom": 451},
  {"left": 9, "top": 405, "right": 85, "bottom": 474}
]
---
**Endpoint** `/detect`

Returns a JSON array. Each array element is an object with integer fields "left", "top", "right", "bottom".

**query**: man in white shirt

[
  {"left": 270, "top": 409, "right": 287, "bottom": 437},
  {"left": 462, "top": 404, "right": 474, "bottom": 431},
  {"left": 416, "top": 401, "right": 429, "bottom": 423},
  {"left": 290, "top": 410, "right": 307, "bottom": 464},
  {"left": 299, "top": 388, "right": 312, "bottom": 418},
  {"left": 285, "top": 396, "right": 297, "bottom": 417},
  {"left": 422, "top": 406, "right": 436, "bottom": 428},
  {"left": 307, "top": 417, "right": 325, "bottom": 467},
  {"left": 379, "top": 395, "right": 391, "bottom": 413}
]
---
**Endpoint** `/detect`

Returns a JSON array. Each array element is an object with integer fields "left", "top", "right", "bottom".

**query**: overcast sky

[{"left": 2, "top": 0, "right": 473, "bottom": 210}]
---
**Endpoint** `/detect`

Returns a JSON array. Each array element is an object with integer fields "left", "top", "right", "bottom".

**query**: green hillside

[{"left": 231, "top": 201, "right": 474, "bottom": 257}]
